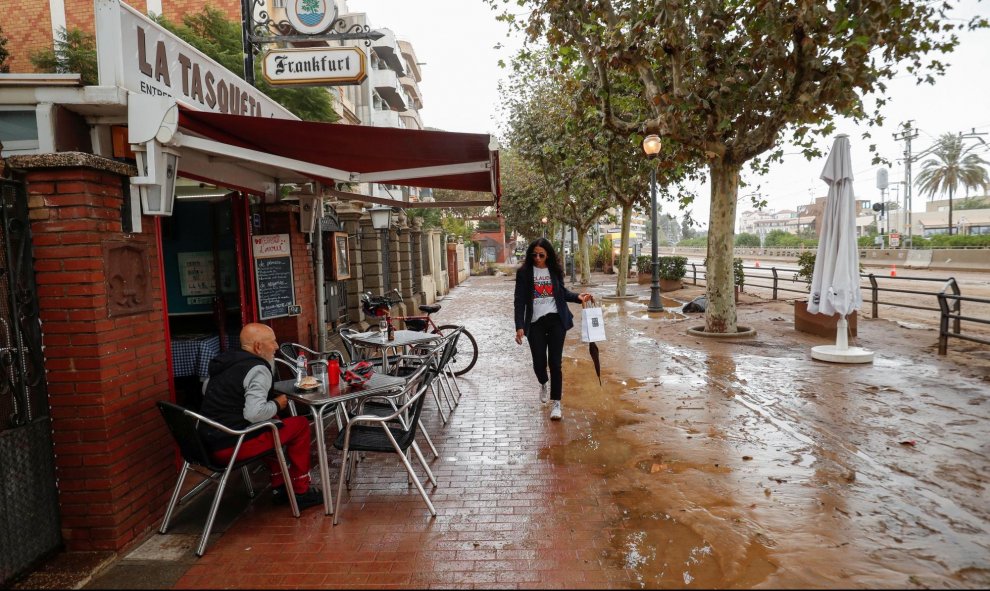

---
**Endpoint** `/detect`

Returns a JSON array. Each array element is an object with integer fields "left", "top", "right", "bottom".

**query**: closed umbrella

[
  {"left": 588, "top": 342, "right": 602, "bottom": 386},
  {"left": 809, "top": 134, "right": 874, "bottom": 363}
]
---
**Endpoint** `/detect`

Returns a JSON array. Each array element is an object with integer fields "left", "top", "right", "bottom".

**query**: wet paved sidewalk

[{"left": 38, "top": 273, "right": 990, "bottom": 589}]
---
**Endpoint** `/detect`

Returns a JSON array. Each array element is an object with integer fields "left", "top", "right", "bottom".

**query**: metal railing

[
  {"left": 685, "top": 263, "right": 990, "bottom": 353},
  {"left": 937, "top": 283, "right": 990, "bottom": 355}
]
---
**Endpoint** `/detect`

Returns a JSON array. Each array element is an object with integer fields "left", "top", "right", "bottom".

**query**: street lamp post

[
  {"left": 541, "top": 216, "right": 548, "bottom": 238},
  {"left": 369, "top": 205, "right": 393, "bottom": 292},
  {"left": 642, "top": 134, "right": 663, "bottom": 312}
]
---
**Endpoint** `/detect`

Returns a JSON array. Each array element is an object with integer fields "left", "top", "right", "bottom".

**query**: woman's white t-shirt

[{"left": 531, "top": 267, "right": 558, "bottom": 322}]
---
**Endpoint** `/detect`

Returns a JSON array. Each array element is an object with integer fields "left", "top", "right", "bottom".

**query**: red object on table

[{"left": 328, "top": 360, "right": 340, "bottom": 386}]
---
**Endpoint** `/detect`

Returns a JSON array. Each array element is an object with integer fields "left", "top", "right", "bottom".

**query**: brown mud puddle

[{"left": 538, "top": 293, "right": 990, "bottom": 588}]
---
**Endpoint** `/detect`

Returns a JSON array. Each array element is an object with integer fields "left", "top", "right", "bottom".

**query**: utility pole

[{"left": 893, "top": 121, "right": 918, "bottom": 246}]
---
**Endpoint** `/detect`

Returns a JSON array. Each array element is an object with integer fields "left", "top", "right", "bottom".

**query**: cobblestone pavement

[{"left": 57, "top": 273, "right": 990, "bottom": 589}]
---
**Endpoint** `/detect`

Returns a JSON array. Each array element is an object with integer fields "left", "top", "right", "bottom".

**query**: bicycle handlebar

[{"left": 360, "top": 289, "right": 403, "bottom": 315}]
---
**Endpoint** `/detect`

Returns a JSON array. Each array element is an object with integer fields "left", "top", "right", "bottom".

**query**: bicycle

[{"left": 359, "top": 289, "right": 479, "bottom": 377}]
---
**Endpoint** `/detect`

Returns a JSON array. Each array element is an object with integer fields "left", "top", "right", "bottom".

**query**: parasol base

[{"left": 810, "top": 345, "right": 874, "bottom": 364}]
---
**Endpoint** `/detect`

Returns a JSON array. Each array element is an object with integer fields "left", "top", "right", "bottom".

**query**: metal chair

[
  {"left": 277, "top": 342, "right": 345, "bottom": 366},
  {"left": 156, "top": 401, "right": 300, "bottom": 556},
  {"left": 332, "top": 362, "right": 438, "bottom": 525},
  {"left": 352, "top": 342, "right": 445, "bottom": 458},
  {"left": 336, "top": 327, "right": 363, "bottom": 364},
  {"left": 384, "top": 327, "right": 462, "bottom": 424},
  {"left": 337, "top": 327, "right": 400, "bottom": 371}
]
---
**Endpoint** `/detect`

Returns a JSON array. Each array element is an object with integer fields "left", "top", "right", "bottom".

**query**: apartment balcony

[
  {"left": 399, "top": 110, "right": 422, "bottom": 130},
  {"left": 371, "top": 29, "right": 405, "bottom": 75},
  {"left": 371, "top": 67, "right": 407, "bottom": 111},
  {"left": 399, "top": 75, "right": 423, "bottom": 110},
  {"left": 397, "top": 40, "right": 422, "bottom": 82},
  {"left": 371, "top": 108, "right": 402, "bottom": 128}
]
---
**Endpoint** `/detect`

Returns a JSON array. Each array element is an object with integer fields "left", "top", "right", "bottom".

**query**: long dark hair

[{"left": 522, "top": 238, "right": 563, "bottom": 280}]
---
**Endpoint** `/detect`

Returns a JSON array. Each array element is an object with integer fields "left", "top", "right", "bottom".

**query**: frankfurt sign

[{"left": 261, "top": 47, "right": 367, "bottom": 86}]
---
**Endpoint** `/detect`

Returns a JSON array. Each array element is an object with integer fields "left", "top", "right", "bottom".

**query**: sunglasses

[{"left": 532, "top": 252, "right": 547, "bottom": 259}]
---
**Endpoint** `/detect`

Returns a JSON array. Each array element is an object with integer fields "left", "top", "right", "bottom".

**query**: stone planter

[
  {"left": 637, "top": 273, "right": 651, "bottom": 285},
  {"left": 794, "top": 299, "right": 857, "bottom": 339}
]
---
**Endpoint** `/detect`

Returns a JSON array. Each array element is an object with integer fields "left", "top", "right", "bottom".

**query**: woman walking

[{"left": 514, "top": 238, "right": 592, "bottom": 420}]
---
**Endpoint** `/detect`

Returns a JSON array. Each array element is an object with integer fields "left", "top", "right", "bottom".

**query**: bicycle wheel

[{"left": 435, "top": 324, "right": 478, "bottom": 376}]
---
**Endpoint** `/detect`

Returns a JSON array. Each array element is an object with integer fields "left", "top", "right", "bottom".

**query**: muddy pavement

[{"left": 467, "top": 273, "right": 989, "bottom": 588}]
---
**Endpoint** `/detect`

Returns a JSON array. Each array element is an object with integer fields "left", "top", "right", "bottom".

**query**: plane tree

[
  {"left": 500, "top": 61, "right": 613, "bottom": 284},
  {"left": 490, "top": 0, "right": 985, "bottom": 332}
]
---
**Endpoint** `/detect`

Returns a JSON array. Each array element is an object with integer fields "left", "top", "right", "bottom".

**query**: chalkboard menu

[{"left": 253, "top": 234, "right": 297, "bottom": 320}]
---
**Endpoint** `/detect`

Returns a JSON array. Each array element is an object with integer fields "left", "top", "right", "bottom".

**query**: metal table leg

[{"left": 309, "top": 404, "right": 335, "bottom": 515}]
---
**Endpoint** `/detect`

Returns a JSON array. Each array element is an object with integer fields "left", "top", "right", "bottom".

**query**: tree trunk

[
  {"left": 705, "top": 159, "right": 740, "bottom": 333},
  {"left": 948, "top": 185, "right": 954, "bottom": 235},
  {"left": 615, "top": 201, "right": 633, "bottom": 296},
  {"left": 578, "top": 227, "right": 592, "bottom": 285}
]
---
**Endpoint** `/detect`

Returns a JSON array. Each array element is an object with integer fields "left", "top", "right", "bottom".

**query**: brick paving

[
  {"left": 63, "top": 272, "right": 989, "bottom": 589},
  {"left": 173, "top": 276, "right": 634, "bottom": 589}
]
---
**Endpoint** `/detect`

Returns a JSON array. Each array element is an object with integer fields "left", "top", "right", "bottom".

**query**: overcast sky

[{"left": 343, "top": 0, "right": 990, "bottom": 229}]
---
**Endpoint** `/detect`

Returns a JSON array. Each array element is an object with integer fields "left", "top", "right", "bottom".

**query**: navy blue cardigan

[{"left": 514, "top": 266, "right": 582, "bottom": 335}]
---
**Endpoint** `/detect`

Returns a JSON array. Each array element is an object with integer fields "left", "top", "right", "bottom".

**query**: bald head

[{"left": 241, "top": 323, "right": 278, "bottom": 362}]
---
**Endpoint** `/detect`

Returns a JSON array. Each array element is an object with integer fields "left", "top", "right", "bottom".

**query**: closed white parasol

[{"left": 808, "top": 134, "right": 874, "bottom": 363}]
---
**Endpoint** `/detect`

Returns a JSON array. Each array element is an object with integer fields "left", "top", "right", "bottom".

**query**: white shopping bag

[{"left": 580, "top": 304, "right": 606, "bottom": 343}]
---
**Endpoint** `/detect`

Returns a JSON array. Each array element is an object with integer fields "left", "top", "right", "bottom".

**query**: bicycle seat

[{"left": 419, "top": 304, "right": 441, "bottom": 314}]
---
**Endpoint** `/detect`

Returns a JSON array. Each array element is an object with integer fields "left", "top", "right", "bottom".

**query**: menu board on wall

[
  {"left": 177, "top": 251, "right": 215, "bottom": 296},
  {"left": 253, "top": 234, "right": 297, "bottom": 320}
]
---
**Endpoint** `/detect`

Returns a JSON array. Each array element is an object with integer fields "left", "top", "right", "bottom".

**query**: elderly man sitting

[{"left": 199, "top": 323, "right": 321, "bottom": 510}]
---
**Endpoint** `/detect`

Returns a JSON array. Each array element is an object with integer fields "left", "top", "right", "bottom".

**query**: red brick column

[{"left": 18, "top": 156, "right": 173, "bottom": 552}]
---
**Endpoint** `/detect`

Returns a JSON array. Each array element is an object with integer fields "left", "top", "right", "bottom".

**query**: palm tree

[{"left": 914, "top": 133, "right": 990, "bottom": 235}]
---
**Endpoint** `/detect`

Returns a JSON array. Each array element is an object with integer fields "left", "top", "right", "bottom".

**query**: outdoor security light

[
  {"left": 131, "top": 141, "right": 180, "bottom": 216},
  {"left": 642, "top": 134, "right": 662, "bottom": 156},
  {"left": 369, "top": 205, "right": 393, "bottom": 230},
  {"left": 298, "top": 195, "right": 321, "bottom": 234}
]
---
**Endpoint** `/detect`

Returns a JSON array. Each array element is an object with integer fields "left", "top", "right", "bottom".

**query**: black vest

[{"left": 199, "top": 349, "right": 276, "bottom": 450}]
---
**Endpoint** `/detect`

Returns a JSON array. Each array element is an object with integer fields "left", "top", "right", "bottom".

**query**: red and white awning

[{"left": 174, "top": 109, "right": 500, "bottom": 206}]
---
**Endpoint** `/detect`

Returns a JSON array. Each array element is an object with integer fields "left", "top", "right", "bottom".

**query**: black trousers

[{"left": 526, "top": 313, "right": 565, "bottom": 401}]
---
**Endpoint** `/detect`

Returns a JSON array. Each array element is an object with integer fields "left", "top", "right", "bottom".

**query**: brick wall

[
  {"left": 0, "top": 0, "right": 241, "bottom": 74},
  {"left": 0, "top": 0, "right": 54, "bottom": 73},
  {"left": 265, "top": 206, "right": 318, "bottom": 350},
  {"left": 164, "top": 0, "right": 240, "bottom": 21},
  {"left": 25, "top": 165, "right": 173, "bottom": 552}
]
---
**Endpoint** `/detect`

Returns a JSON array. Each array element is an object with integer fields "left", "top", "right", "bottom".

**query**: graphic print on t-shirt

[
  {"left": 531, "top": 267, "right": 558, "bottom": 323},
  {"left": 533, "top": 273, "right": 554, "bottom": 299}
]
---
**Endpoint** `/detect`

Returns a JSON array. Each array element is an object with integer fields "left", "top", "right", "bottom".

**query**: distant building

[
  {"left": 914, "top": 196, "right": 990, "bottom": 236},
  {"left": 739, "top": 196, "right": 875, "bottom": 238}
]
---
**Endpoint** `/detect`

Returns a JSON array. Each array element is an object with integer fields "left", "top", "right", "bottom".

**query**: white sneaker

[
  {"left": 550, "top": 400, "right": 562, "bottom": 420},
  {"left": 539, "top": 382, "right": 549, "bottom": 404}
]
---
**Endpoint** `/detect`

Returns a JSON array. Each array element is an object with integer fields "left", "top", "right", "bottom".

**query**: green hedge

[{"left": 635, "top": 255, "right": 687, "bottom": 280}]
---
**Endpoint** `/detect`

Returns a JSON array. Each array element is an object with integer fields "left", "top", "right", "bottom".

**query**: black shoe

[
  {"left": 272, "top": 485, "right": 289, "bottom": 506},
  {"left": 293, "top": 488, "right": 323, "bottom": 511},
  {"left": 273, "top": 485, "right": 322, "bottom": 510}
]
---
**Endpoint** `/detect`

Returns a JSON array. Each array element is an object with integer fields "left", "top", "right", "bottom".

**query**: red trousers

[{"left": 212, "top": 416, "right": 312, "bottom": 494}]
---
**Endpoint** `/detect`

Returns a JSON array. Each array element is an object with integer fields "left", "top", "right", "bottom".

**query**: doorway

[{"left": 161, "top": 193, "right": 253, "bottom": 410}]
